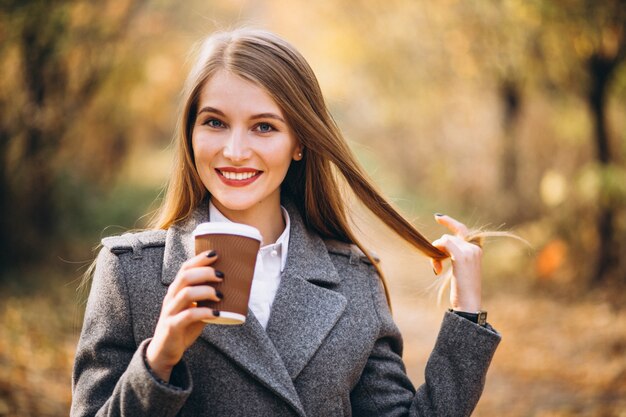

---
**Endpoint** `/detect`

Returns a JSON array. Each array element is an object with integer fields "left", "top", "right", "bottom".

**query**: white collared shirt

[{"left": 209, "top": 201, "right": 289, "bottom": 329}]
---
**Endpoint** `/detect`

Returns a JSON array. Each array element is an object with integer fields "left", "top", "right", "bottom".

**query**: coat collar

[
  {"left": 161, "top": 198, "right": 343, "bottom": 286},
  {"left": 160, "top": 198, "right": 346, "bottom": 416}
]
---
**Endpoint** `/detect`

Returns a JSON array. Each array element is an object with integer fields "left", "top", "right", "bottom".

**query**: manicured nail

[
  {"left": 215, "top": 270, "right": 224, "bottom": 278},
  {"left": 435, "top": 213, "right": 444, "bottom": 217},
  {"left": 213, "top": 309, "right": 220, "bottom": 317},
  {"left": 433, "top": 267, "right": 439, "bottom": 276},
  {"left": 215, "top": 290, "right": 223, "bottom": 299},
  {"left": 207, "top": 250, "right": 217, "bottom": 258}
]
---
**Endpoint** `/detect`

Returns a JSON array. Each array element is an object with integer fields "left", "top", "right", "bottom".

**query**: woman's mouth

[{"left": 215, "top": 168, "right": 263, "bottom": 187}]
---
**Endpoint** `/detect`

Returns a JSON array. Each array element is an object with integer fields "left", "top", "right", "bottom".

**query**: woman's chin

[
  {"left": 210, "top": 193, "right": 261, "bottom": 213},
  {"left": 209, "top": 185, "right": 281, "bottom": 216}
]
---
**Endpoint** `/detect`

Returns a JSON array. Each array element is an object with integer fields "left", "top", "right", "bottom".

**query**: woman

[{"left": 71, "top": 28, "right": 500, "bottom": 417}]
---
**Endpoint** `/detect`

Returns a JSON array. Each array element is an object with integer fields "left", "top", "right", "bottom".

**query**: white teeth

[{"left": 220, "top": 170, "right": 258, "bottom": 180}]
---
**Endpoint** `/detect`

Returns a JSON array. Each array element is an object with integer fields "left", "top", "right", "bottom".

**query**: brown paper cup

[{"left": 192, "top": 222, "right": 261, "bottom": 325}]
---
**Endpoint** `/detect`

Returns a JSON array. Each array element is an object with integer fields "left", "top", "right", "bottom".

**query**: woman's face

[{"left": 191, "top": 70, "right": 302, "bottom": 215}]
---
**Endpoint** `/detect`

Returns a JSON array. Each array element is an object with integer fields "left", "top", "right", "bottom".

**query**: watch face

[{"left": 477, "top": 311, "right": 488, "bottom": 326}]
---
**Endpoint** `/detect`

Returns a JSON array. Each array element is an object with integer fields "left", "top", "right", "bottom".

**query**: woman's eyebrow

[
  {"left": 250, "top": 113, "right": 286, "bottom": 123},
  {"left": 197, "top": 106, "right": 285, "bottom": 123},
  {"left": 198, "top": 106, "right": 226, "bottom": 117},
  {"left": 197, "top": 106, "right": 225, "bottom": 116}
]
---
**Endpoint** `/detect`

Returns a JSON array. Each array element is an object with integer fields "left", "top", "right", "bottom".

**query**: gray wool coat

[{"left": 71, "top": 200, "right": 501, "bottom": 417}]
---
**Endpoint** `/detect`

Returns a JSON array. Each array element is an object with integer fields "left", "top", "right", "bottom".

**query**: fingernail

[
  {"left": 215, "top": 290, "right": 223, "bottom": 299},
  {"left": 207, "top": 250, "right": 217, "bottom": 258},
  {"left": 213, "top": 309, "right": 220, "bottom": 317},
  {"left": 433, "top": 267, "right": 439, "bottom": 276},
  {"left": 435, "top": 213, "right": 444, "bottom": 217},
  {"left": 215, "top": 270, "right": 224, "bottom": 278}
]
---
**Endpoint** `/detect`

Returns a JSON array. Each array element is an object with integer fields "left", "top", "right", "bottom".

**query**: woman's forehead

[{"left": 197, "top": 70, "right": 284, "bottom": 118}]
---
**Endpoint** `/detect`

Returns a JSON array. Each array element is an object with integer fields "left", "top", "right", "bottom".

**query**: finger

[
  {"left": 172, "top": 307, "right": 220, "bottom": 328},
  {"left": 165, "top": 285, "right": 223, "bottom": 317},
  {"left": 434, "top": 234, "right": 483, "bottom": 266},
  {"left": 434, "top": 214, "right": 469, "bottom": 238},
  {"left": 432, "top": 234, "right": 466, "bottom": 262},
  {"left": 430, "top": 236, "right": 451, "bottom": 276},
  {"left": 179, "top": 250, "right": 218, "bottom": 272},
  {"left": 165, "top": 285, "right": 221, "bottom": 317},
  {"left": 430, "top": 257, "right": 444, "bottom": 276},
  {"left": 167, "top": 266, "right": 224, "bottom": 299}
]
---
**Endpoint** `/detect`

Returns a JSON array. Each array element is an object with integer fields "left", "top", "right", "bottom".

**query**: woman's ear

[{"left": 293, "top": 146, "right": 304, "bottom": 161}]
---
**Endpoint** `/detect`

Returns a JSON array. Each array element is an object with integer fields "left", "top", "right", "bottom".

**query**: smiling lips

[{"left": 215, "top": 167, "right": 262, "bottom": 187}]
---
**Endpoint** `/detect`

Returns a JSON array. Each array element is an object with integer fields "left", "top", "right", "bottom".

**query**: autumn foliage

[{"left": 1, "top": 0, "right": 625, "bottom": 416}]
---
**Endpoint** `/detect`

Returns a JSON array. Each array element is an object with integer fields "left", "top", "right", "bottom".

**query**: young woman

[{"left": 71, "top": 28, "right": 500, "bottom": 417}]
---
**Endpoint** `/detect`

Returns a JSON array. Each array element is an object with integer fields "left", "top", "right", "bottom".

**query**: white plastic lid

[
  {"left": 192, "top": 222, "right": 262, "bottom": 242},
  {"left": 201, "top": 311, "right": 246, "bottom": 325}
]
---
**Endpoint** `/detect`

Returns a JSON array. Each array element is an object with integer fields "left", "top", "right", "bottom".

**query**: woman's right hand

[{"left": 146, "top": 250, "right": 223, "bottom": 382}]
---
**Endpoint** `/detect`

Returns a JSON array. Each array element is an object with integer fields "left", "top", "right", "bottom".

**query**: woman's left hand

[{"left": 431, "top": 214, "right": 482, "bottom": 312}]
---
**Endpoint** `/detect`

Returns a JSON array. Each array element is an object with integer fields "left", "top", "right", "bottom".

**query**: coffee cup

[{"left": 192, "top": 222, "right": 262, "bottom": 325}]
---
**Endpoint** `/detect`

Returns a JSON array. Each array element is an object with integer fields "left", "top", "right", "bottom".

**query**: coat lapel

[
  {"left": 160, "top": 201, "right": 305, "bottom": 416},
  {"left": 266, "top": 200, "right": 347, "bottom": 380},
  {"left": 160, "top": 203, "right": 206, "bottom": 287},
  {"left": 199, "top": 312, "right": 304, "bottom": 415}
]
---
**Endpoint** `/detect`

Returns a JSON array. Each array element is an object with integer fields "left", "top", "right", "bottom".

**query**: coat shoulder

[
  {"left": 101, "top": 229, "right": 166, "bottom": 256},
  {"left": 323, "top": 239, "right": 380, "bottom": 266}
]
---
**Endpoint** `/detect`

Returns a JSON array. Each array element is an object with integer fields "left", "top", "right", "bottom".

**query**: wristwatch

[{"left": 449, "top": 309, "right": 488, "bottom": 327}]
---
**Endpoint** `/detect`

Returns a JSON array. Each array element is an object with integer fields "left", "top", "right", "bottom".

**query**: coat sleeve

[
  {"left": 71, "top": 247, "right": 193, "bottom": 417},
  {"left": 350, "top": 270, "right": 501, "bottom": 417}
]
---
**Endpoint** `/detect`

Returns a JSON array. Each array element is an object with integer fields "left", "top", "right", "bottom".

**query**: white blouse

[{"left": 209, "top": 201, "right": 290, "bottom": 329}]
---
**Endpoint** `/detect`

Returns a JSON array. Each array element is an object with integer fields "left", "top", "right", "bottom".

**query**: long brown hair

[{"left": 151, "top": 29, "right": 450, "bottom": 305}]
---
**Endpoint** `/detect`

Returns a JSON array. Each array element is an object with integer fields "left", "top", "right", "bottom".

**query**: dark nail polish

[
  {"left": 213, "top": 309, "right": 220, "bottom": 317},
  {"left": 215, "top": 290, "right": 223, "bottom": 299},
  {"left": 433, "top": 267, "right": 438, "bottom": 276},
  {"left": 215, "top": 270, "right": 224, "bottom": 278},
  {"left": 435, "top": 213, "right": 444, "bottom": 217},
  {"left": 207, "top": 250, "right": 217, "bottom": 258}
]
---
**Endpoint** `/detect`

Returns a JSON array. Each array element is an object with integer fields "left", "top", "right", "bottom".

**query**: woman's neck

[{"left": 211, "top": 197, "right": 285, "bottom": 246}]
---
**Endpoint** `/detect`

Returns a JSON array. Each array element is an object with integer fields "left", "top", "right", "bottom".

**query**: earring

[{"left": 298, "top": 152, "right": 302, "bottom": 158}]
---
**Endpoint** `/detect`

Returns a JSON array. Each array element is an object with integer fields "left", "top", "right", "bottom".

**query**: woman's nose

[{"left": 222, "top": 128, "right": 251, "bottom": 162}]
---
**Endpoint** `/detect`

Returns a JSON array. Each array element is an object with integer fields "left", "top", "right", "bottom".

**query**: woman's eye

[
  {"left": 255, "top": 122, "right": 275, "bottom": 133},
  {"left": 205, "top": 118, "right": 224, "bottom": 128}
]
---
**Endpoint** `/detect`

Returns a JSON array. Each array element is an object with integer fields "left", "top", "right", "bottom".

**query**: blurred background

[{"left": 1, "top": 0, "right": 625, "bottom": 415}]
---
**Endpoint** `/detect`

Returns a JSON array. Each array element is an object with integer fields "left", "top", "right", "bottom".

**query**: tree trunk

[
  {"left": 0, "top": 129, "right": 11, "bottom": 274},
  {"left": 588, "top": 52, "right": 618, "bottom": 284},
  {"left": 498, "top": 79, "right": 523, "bottom": 222},
  {"left": 500, "top": 79, "right": 521, "bottom": 191}
]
